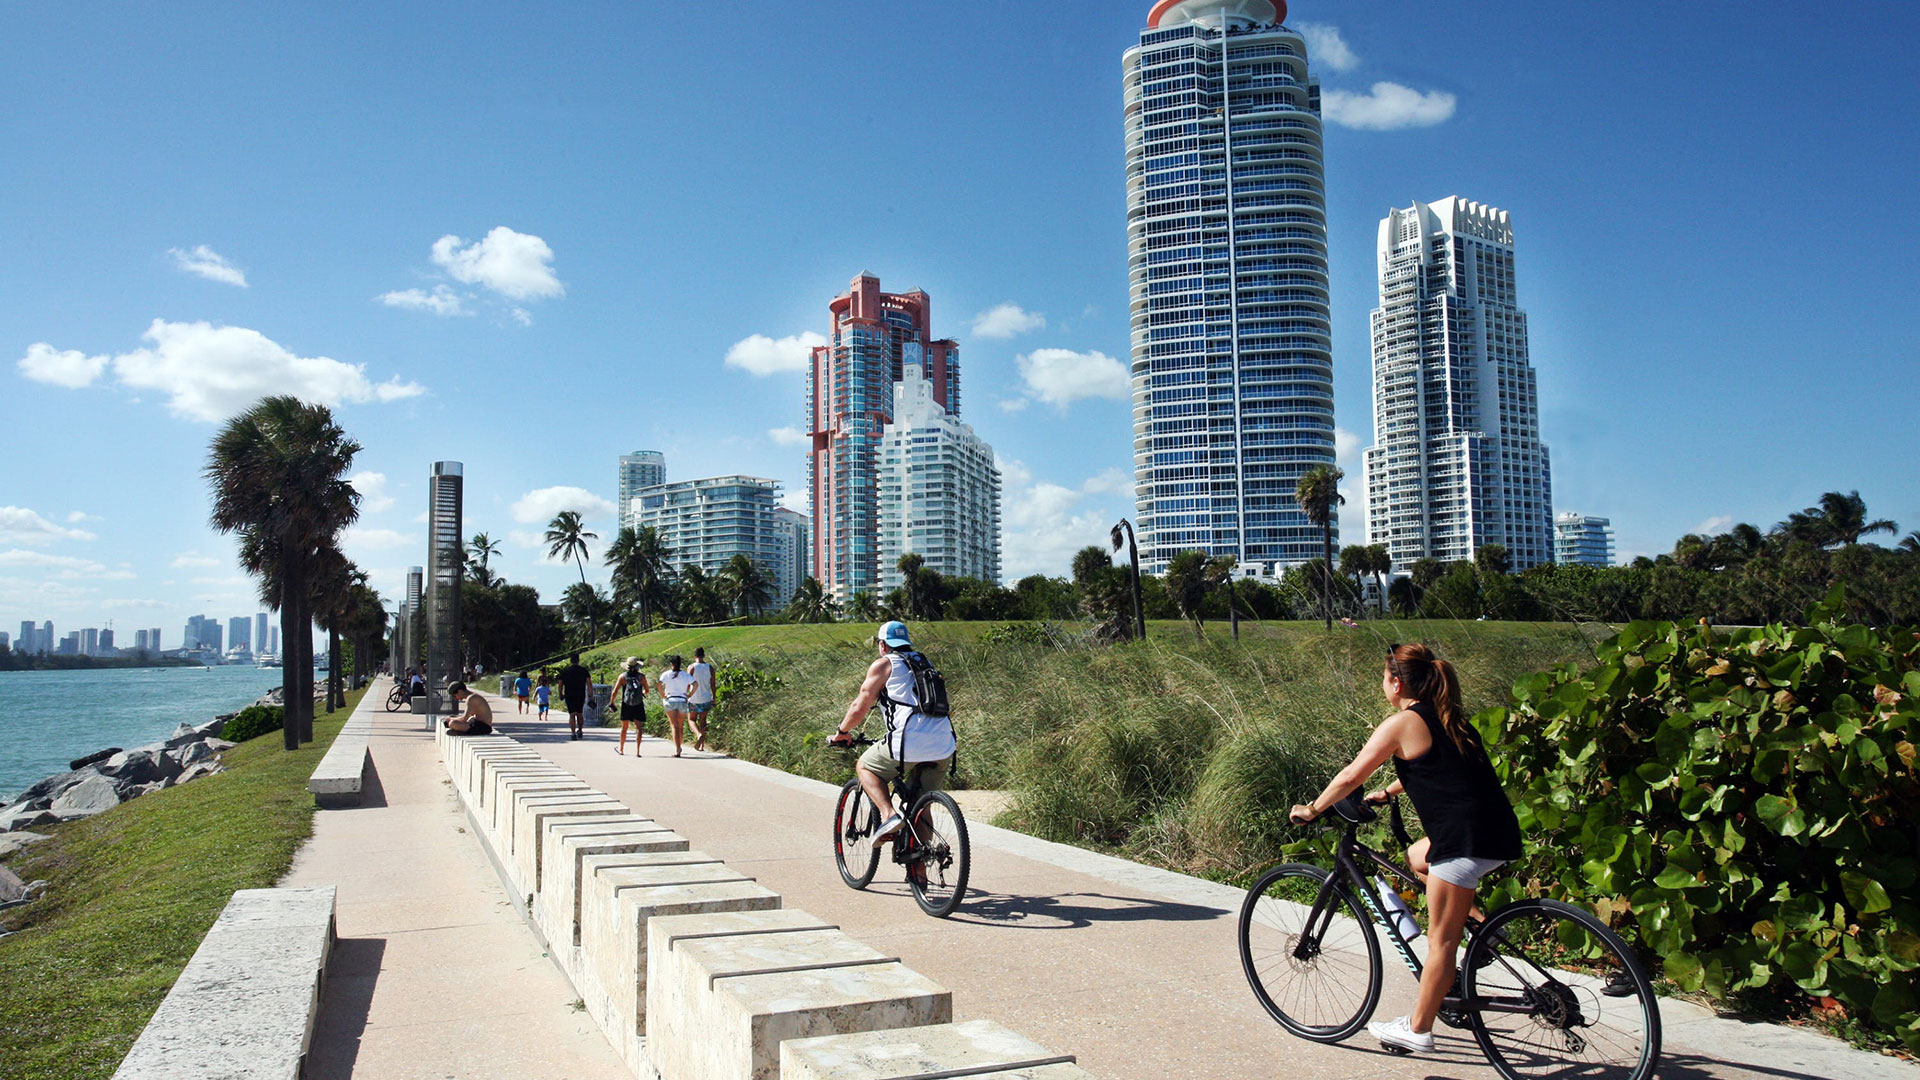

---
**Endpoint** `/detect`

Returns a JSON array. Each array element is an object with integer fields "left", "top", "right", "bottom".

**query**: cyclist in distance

[
  {"left": 1287, "top": 642, "right": 1523, "bottom": 1056},
  {"left": 827, "top": 620, "right": 955, "bottom": 842}
]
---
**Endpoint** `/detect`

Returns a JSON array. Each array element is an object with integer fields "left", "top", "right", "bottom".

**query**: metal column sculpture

[
  {"left": 403, "top": 566, "right": 424, "bottom": 676},
  {"left": 424, "top": 463, "right": 463, "bottom": 721}
]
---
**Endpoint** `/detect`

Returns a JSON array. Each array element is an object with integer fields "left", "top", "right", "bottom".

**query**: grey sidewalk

[
  {"left": 479, "top": 690, "right": 1911, "bottom": 1080},
  {"left": 281, "top": 683, "right": 628, "bottom": 1080}
]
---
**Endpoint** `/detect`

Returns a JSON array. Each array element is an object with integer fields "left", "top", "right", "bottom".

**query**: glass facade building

[
  {"left": 1125, "top": 0, "right": 1335, "bottom": 573},
  {"left": 617, "top": 450, "right": 666, "bottom": 529},
  {"left": 630, "top": 476, "right": 784, "bottom": 608},
  {"left": 876, "top": 365, "right": 1002, "bottom": 592},
  {"left": 1554, "top": 512, "right": 1615, "bottom": 567}
]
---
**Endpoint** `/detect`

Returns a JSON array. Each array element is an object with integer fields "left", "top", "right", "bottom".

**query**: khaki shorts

[{"left": 857, "top": 740, "right": 950, "bottom": 791}]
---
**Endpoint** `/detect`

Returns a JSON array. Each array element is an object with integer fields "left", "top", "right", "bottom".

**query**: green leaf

[
  {"left": 1841, "top": 872, "right": 1892, "bottom": 914},
  {"left": 1655, "top": 863, "right": 1699, "bottom": 890},
  {"left": 1664, "top": 951, "right": 1706, "bottom": 992}
]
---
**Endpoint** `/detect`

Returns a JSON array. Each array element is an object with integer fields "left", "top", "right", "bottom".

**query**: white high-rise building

[
  {"left": 630, "top": 476, "right": 784, "bottom": 611},
  {"left": 1554, "top": 512, "right": 1615, "bottom": 567},
  {"left": 1362, "top": 198, "right": 1554, "bottom": 570},
  {"left": 617, "top": 451, "right": 666, "bottom": 529},
  {"left": 1125, "top": 0, "right": 1335, "bottom": 573},
  {"left": 876, "top": 364, "right": 1002, "bottom": 592},
  {"left": 770, "top": 507, "right": 810, "bottom": 609}
]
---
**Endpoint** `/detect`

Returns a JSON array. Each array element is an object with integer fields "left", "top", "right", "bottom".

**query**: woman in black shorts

[{"left": 613, "top": 657, "right": 647, "bottom": 756}]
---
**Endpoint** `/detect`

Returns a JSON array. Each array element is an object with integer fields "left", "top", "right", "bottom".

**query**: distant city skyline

[{"left": 3, "top": 1, "right": 1915, "bottom": 630}]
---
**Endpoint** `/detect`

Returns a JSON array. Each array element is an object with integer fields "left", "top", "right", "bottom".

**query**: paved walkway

[
  {"left": 472, "top": 689, "right": 1908, "bottom": 1080},
  {"left": 281, "top": 683, "right": 629, "bottom": 1080}
]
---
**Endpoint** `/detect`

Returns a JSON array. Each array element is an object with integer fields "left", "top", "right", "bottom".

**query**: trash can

[
  {"left": 499, "top": 675, "right": 512, "bottom": 697},
  {"left": 584, "top": 683, "right": 612, "bottom": 726}
]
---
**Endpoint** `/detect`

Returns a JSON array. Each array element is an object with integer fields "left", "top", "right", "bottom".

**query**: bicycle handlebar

[{"left": 1295, "top": 793, "right": 1418, "bottom": 848}]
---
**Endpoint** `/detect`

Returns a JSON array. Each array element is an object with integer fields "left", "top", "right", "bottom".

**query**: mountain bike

[
  {"left": 830, "top": 734, "right": 970, "bottom": 917},
  {"left": 385, "top": 681, "right": 411, "bottom": 712},
  {"left": 1239, "top": 793, "right": 1661, "bottom": 1080}
]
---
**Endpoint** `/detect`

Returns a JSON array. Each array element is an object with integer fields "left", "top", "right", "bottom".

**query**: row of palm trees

[{"left": 207, "top": 396, "right": 388, "bottom": 750}]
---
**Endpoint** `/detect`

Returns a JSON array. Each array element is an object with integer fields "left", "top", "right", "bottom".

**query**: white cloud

[
  {"left": 1693, "top": 515, "right": 1735, "bottom": 536},
  {"left": 0, "top": 507, "right": 96, "bottom": 546},
  {"left": 0, "top": 550, "right": 134, "bottom": 580},
  {"left": 1015, "top": 348, "right": 1130, "bottom": 407},
  {"left": 508, "top": 307, "right": 533, "bottom": 327},
  {"left": 1082, "top": 468, "right": 1131, "bottom": 495},
  {"left": 767, "top": 425, "right": 810, "bottom": 447},
  {"left": 430, "top": 226, "right": 563, "bottom": 301},
  {"left": 170, "top": 553, "right": 222, "bottom": 569},
  {"left": 996, "top": 398, "right": 1030, "bottom": 413},
  {"left": 1335, "top": 427, "right": 1362, "bottom": 471},
  {"left": 27, "top": 319, "right": 426, "bottom": 422},
  {"left": 970, "top": 303, "right": 1046, "bottom": 339},
  {"left": 1297, "top": 23, "right": 1360, "bottom": 73},
  {"left": 342, "top": 526, "right": 411, "bottom": 550},
  {"left": 169, "top": 244, "right": 248, "bottom": 287},
  {"left": 377, "top": 284, "right": 470, "bottom": 316},
  {"left": 777, "top": 490, "right": 808, "bottom": 514},
  {"left": 17, "top": 343, "right": 109, "bottom": 388},
  {"left": 66, "top": 510, "right": 100, "bottom": 524},
  {"left": 997, "top": 460, "right": 1128, "bottom": 580},
  {"left": 724, "top": 332, "right": 827, "bottom": 377},
  {"left": 510, "top": 486, "right": 614, "bottom": 525},
  {"left": 349, "top": 471, "right": 396, "bottom": 513},
  {"left": 1323, "top": 82, "right": 1457, "bottom": 130},
  {"left": 102, "top": 597, "right": 171, "bottom": 610}
]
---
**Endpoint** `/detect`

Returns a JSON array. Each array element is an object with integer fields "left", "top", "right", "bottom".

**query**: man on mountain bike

[{"left": 828, "top": 620, "right": 955, "bottom": 842}]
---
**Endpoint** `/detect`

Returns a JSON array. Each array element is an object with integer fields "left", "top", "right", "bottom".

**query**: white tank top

[{"left": 883, "top": 653, "right": 955, "bottom": 763}]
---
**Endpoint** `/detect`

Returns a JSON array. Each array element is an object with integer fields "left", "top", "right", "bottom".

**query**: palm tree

[
  {"left": 845, "top": 590, "right": 882, "bottom": 622},
  {"left": 1110, "top": 520, "right": 1146, "bottom": 641},
  {"left": 721, "top": 553, "right": 774, "bottom": 616},
  {"left": 605, "top": 524, "right": 674, "bottom": 632},
  {"left": 1903, "top": 531, "right": 1920, "bottom": 555},
  {"left": 467, "top": 533, "right": 502, "bottom": 588},
  {"left": 1474, "top": 543, "right": 1512, "bottom": 577},
  {"left": 309, "top": 548, "right": 363, "bottom": 713},
  {"left": 1818, "top": 490, "right": 1896, "bottom": 547},
  {"left": 1295, "top": 465, "right": 1344, "bottom": 630},
  {"left": 784, "top": 577, "right": 839, "bottom": 623},
  {"left": 207, "top": 396, "right": 360, "bottom": 749},
  {"left": 1165, "top": 550, "right": 1214, "bottom": 639},
  {"left": 1364, "top": 544, "right": 1392, "bottom": 612},
  {"left": 343, "top": 582, "right": 388, "bottom": 689},
  {"left": 675, "top": 564, "right": 727, "bottom": 624},
  {"left": 896, "top": 553, "right": 929, "bottom": 619},
  {"left": 545, "top": 510, "right": 599, "bottom": 641}
]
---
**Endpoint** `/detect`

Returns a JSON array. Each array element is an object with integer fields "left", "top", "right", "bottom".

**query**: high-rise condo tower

[
  {"left": 1125, "top": 0, "right": 1335, "bottom": 573},
  {"left": 1362, "top": 198, "right": 1554, "bottom": 569}
]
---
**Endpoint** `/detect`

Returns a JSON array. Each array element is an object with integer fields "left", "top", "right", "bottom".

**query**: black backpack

[{"left": 889, "top": 649, "right": 949, "bottom": 718}]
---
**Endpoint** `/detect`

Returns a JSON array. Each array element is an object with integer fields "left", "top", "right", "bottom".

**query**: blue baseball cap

[{"left": 876, "top": 620, "right": 912, "bottom": 648}]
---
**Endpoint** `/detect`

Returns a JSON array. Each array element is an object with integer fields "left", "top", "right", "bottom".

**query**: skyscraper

[
  {"left": 150, "top": 627, "right": 162, "bottom": 653},
  {"left": 255, "top": 613, "right": 269, "bottom": 656},
  {"left": 425, "top": 461, "right": 464, "bottom": 706},
  {"left": 18, "top": 621, "right": 34, "bottom": 654},
  {"left": 876, "top": 364, "right": 1002, "bottom": 591},
  {"left": 630, "top": 476, "right": 784, "bottom": 608},
  {"left": 81, "top": 627, "right": 99, "bottom": 655},
  {"left": 1361, "top": 198, "right": 1554, "bottom": 570},
  {"left": 1554, "top": 513, "right": 1616, "bottom": 567},
  {"left": 1125, "top": 0, "right": 1335, "bottom": 573},
  {"left": 229, "top": 616, "right": 252, "bottom": 654},
  {"left": 98, "top": 628, "right": 113, "bottom": 654},
  {"left": 617, "top": 451, "right": 667, "bottom": 529},
  {"left": 134, "top": 628, "right": 150, "bottom": 652},
  {"left": 807, "top": 273, "right": 961, "bottom": 601},
  {"left": 770, "top": 507, "right": 810, "bottom": 609}
]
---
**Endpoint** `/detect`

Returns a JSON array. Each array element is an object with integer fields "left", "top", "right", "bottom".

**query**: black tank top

[{"left": 1393, "top": 701, "right": 1523, "bottom": 862}]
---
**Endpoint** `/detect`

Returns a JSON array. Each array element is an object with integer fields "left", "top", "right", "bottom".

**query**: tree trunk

[
  {"left": 279, "top": 565, "right": 302, "bottom": 751},
  {"left": 327, "top": 627, "right": 343, "bottom": 713},
  {"left": 297, "top": 609, "right": 316, "bottom": 743},
  {"left": 1322, "top": 524, "right": 1334, "bottom": 631},
  {"left": 1126, "top": 531, "right": 1146, "bottom": 642},
  {"left": 1228, "top": 579, "right": 1240, "bottom": 641}
]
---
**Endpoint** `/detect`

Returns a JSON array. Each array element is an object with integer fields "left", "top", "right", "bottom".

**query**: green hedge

[
  {"left": 1477, "top": 590, "right": 1919, "bottom": 1049},
  {"left": 221, "top": 704, "right": 285, "bottom": 743}
]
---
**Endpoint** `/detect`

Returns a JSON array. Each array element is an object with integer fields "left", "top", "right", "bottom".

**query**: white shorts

[{"left": 1429, "top": 856, "right": 1507, "bottom": 889}]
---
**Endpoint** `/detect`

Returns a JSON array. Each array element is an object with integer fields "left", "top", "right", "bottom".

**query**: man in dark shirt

[{"left": 558, "top": 653, "right": 593, "bottom": 741}]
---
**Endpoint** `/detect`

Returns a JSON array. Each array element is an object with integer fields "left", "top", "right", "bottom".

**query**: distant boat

[{"left": 256, "top": 653, "right": 282, "bottom": 668}]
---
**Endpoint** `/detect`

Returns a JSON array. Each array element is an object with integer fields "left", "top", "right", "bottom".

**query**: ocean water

[{"left": 0, "top": 665, "right": 286, "bottom": 802}]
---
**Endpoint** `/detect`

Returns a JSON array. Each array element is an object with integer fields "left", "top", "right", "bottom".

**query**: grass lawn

[{"left": 0, "top": 688, "right": 364, "bottom": 1080}]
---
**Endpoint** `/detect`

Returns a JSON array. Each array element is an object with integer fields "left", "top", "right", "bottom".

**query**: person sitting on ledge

[{"left": 443, "top": 682, "right": 493, "bottom": 735}]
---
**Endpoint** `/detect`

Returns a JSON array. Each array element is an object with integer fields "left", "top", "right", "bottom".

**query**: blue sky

[{"left": 4, "top": 0, "right": 1916, "bottom": 639}]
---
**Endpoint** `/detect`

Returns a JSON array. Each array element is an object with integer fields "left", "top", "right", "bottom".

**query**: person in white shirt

[
  {"left": 656, "top": 654, "right": 697, "bottom": 758},
  {"left": 687, "top": 647, "right": 716, "bottom": 752},
  {"left": 827, "top": 621, "right": 955, "bottom": 841}
]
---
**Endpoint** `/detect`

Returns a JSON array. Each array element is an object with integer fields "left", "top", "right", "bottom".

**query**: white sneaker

[
  {"left": 1368, "top": 1015, "right": 1434, "bottom": 1054},
  {"left": 872, "top": 813, "right": 905, "bottom": 841}
]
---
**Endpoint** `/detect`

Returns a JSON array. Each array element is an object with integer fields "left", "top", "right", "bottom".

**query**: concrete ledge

[
  {"left": 511, "top": 794, "right": 627, "bottom": 895},
  {"left": 491, "top": 778, "right": 590, "bottom": 837},
  {"left": 308, "top": 711, "right": 373, "bottom": 807},
  {"left": 112, "top": 885, "right": 337, "bottom": 1080},
  {"left": 480, "top": 765, "right": 575, "bottom": 820},
  {"left": 780, "top": 1020, "right": 1093, "bottom": 1080},
  {"left": 469, "top": 752, "right": 550, "bottom": 806},
  {"left": 535, "top": 821, "right": 689, "bottom": 952}
]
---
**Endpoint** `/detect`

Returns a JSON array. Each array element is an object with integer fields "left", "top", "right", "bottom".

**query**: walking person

[
  {"left": 513, "top": 670, "right": 532, "bottom": 714},
  {"left": 613, "top": 657, "right": 649, "bottom": 756},
  {"left": 657, "top": 655, "right": 696, "bottom": 758},
  {"left": 687, "top": 646, "right": 716, "bottom": 752},
  {"left": 1287, "top": 642, "right": 1523, "bottom": 1056},
  {"left": 534, "top": 675, "right": 552, "bottom": 720},
  {"left": 558, "top": 652, "right": 593, "bottom": 741}
]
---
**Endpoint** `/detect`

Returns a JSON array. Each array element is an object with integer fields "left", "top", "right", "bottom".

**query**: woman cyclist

[{"left": 1288, "top": 643, "right": 1522, "bottom": 1056}]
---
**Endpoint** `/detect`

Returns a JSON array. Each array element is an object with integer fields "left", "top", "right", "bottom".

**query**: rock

[
  {"left": 176, "top": 762, "right": 223, "bottom": 785},
  {"left": 23, "top": 880, "right": 47, "bottom": 900},
  {"left": 0, "top": 832, "right": 50, "bottom": 859},
  {"left": 68, "top": 747, "right": 122, "bottom": 771},
  {"left": 9, "top": 770, "right": 86, "bottom": 812},
  {"left": 171, "top": 741, "right": 217, "bottom": 767},
  {"left": 0, "top": 808, "right": 57, "bottom": 832},
  {"left": 100, "top": 748, "right": 183, "bottom": 785},
  {"left": 0, "top": 866, "right": 22, "bottom": 903},
  {"left": 51, "top": 776, "right": 122, "bottom": 814},
  {"left": 204, "top": 738, "right": 236, "bottom": 752},
  {"left": 172, "top": 722, "right": 197, "bottom": 739},
  {"left": 45, "top": 807, "right": 104, "bottom": 823},
  {"left": 196, "top": 716, "right": 229, "bottom": 739}
]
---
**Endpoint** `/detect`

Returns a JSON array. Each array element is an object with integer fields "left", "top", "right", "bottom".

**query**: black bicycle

[
  {"left": 830, "top": 734, "right": 971, "bottom": 917},
  {"left": 385, "top": 681, "right": 410, "bottom": 712},
  {"left": 1239, "top": 793, "right": 1661, "bottom": 1080}
]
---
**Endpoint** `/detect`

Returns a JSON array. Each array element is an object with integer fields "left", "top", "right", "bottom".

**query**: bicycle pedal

[{"left": 1379, "top": 1042, "right": 1413, "bottom": 1056}]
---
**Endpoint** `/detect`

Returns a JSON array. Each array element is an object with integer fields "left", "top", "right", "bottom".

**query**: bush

[
  {"left": 1478, "top": 591, "right": 1920, "bottom": 1049},
  {"left": 221, "top": 704, "right": 285, "bottom": 743}
]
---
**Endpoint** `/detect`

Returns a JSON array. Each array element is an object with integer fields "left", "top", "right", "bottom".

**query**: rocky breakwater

[{"left": 0, "top": 715, "right": 239, "bottom": 833}]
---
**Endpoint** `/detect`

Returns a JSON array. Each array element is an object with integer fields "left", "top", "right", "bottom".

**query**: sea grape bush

[
  {"left": 221, "top": 704, "right": 285, "bottom": 743},
  {"left": 1476, "top": 592, "right": 1920, "bottom": 1048}
]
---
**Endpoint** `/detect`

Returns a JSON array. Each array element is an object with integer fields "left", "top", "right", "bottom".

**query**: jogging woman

[
  {"left": 1287, "top": 643, "right": 1522, "bottom": 1056},
  {"left": 613, "top": 657, "right": 648, "bottom": 756},
  {"left": 657, "top": 655, "right": 696, "bottom": 758}
]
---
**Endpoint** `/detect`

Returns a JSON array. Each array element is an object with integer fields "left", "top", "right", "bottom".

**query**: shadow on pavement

[
  {"left": 307, "top": 936, "right": 387, "bottom": 1080},
  {"left": 946, "top": 889, "right": 1229, "bottom": 929}
]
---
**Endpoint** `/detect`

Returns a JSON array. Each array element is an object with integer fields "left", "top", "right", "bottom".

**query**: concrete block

[
  {"left": 511, "top": 795, "right": 627, "bottom": 895},
  {"left": 481, "top": 764, "right": 573, "bottom": 817},
  {"left": 461, "top": 744, "right": 541, "bottom": 795},
  {"left": 779, "top": 1019, "right": 1093, "bottom": 1080},
  {"left": 491, "top": 778, "right": 589, "bottom": 836},
  {"left": 469, "top": 750, "right": 547, "bottom": 801},
  {"left": 113, "top": 984, "right": 314, "bottom": 1080},
  {"left": 648, "top": 916, "right": 950, "bottom": 1080},
  {"left": 535, "top": 821, "right": 688, "bottom": 949},
  {"left": 577, "top": 862, "right": 776, "bottom": 1042}
]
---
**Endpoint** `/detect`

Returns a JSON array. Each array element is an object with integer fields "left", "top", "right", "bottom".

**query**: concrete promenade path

[
  {"left": 281, "top": 682, "right": 630, "bottom": 1079},
  {"left": 473, "top": 687, "right": 1909, "bottom": 1080}
]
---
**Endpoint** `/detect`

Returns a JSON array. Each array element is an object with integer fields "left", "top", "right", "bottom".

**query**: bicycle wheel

[
  {"left": 833, "top": 780, "right": 881, "bottom": 889},
  {"left": 1238, "top": 863, "right": 1382, "bottom": 1042},
  {"left": 385, "top": 687, "right": 405, "bottom": 712},
  {"left": 1464, "top": 898, "right": 1661, "bottom": 1080},
  {"left": 905, "top": 791, "right": 970, "bottom": 917}
]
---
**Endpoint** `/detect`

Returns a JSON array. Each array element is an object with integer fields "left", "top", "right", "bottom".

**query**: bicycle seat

[{"left": 1331, "top": 793, "right": 1377, "bottom": 825}]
